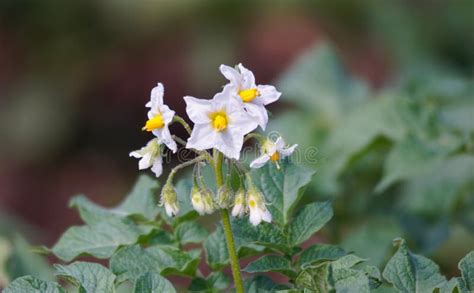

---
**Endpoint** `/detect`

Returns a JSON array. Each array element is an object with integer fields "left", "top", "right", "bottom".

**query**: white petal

[
  {"left": 164, "top": 204, "right": 174, "bottom": 217},
  {"left": 257, "top": 85, "right": 281, "bottom": 105},
  {"left": 219, "top": 64, "right": 241, "bottom": 86},
  {"left": 227, "top": 100, "right": 259, "bottom": 134},
  {"left": 160, "top": 105, "right": 175, "bottom": 124},
  {"left": 138, "top": 152, "right": 153, "bottom": 170},
  {"left": 275, "top": 137, "right": 286, "bottom": 150},
  {"left": 260, "top": 209, "right": 272, "bottom": 223},
  {"left": 184, "top": 96, "right": 213, "bottom": 124},
  {"left": 129, "top": 150, "right": 143, "bottom": 158},
  {"left": 150, "top": 157, "right": 163, "bottom": 177},
  {"left": 146, "top": 83, "right": 164, "bottom": 108},
  {"left": 250, "top": 154, "right": 270, "bottom": 169},
  {"left": 231, "top": 204, "right": 244, "bottom": 217},
  {"left": 249, "top": 208, "right": 262, "bottom": 226},
  {"left": 237, "top": 64, "right": 256, "bottom": 89},
  {"left": 280, "top": 144, "right": 298, "bottom": 157},
  {"left": 244, "top": 102, "right": 268, "bottom": 130},
  {"left": 154, "top": 127, "right": 177, "bottom": 153},
  {"left": 215, "top": 130, "right": 242, "bottom": 160},
  {"left": 186, "top": 124, "right": 217, "bottom": 151}
]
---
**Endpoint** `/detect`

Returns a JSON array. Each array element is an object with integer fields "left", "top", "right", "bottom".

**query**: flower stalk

[{"left": 213, "top": 150, "right": 244, "bottom": 293}]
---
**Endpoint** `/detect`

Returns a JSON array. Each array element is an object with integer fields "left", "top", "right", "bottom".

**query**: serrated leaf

[
  {"left": 382, "top": 238, "right": 447, "bottom": 292},
  {"left": 289, "top": 201, "right": 333, "bottom": 245},
  {"left": 52, "top": 218, "right": 143, "bottom": 261},
  {"left": 251, "top": 160, "right": 315, "bottom": 226},
  {"left": 133, "top": 272, "right": 176, "bottom": 293},
  {"left": 3, "top": 275, "right": 65, "bottom": 293},
  {"left": 175, "top": 221, "right": 208, "bottom": 245},
  {"left": 298, "top": 244, "right": 346, "bottom": 268},
  {"left": 70, "top": 175, "right": 159, "bottom": 225},
  {"left": 459, "top": 251, "right": 474, "bottom": 290},
  {"left": 244, "top": 255, "right": 295, "bottom": 278},
  {"left": 54, "top": 261, "right": 116, "bottom": 293},
  {"left": 188, "top": 272, "right": 229, "bottom": 292}
]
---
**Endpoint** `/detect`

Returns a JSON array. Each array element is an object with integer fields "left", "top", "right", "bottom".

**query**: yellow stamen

[
  {"left": 239, "top": 88, "right": 259, "bottom": 103},
  {"left": 209, "top": 111, "right": 228, "bottom": 132},
  {"left": 248, "top": 199, "right": 256, "bottom": 208},
  {"left": 143, "top": 114, "right": 164, "bottom": 131},
  {"left": 270, "top": 152, "right": 280, "bottom": 162}
]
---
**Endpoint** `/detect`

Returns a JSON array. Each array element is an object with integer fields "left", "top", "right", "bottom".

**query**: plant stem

[
  {"left": 173, "top": 115, "right": 192, "bottom": 135},
  {"left": 213, "top": 150, "right": 245, "bottom": 293}
]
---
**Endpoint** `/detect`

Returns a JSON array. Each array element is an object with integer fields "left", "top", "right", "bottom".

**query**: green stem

[
  {"left": 173, "top": 115, "right": 192, "bottom": 135},
  {"left": 213, "top": 150, "right": 245, "bottom": 293}
]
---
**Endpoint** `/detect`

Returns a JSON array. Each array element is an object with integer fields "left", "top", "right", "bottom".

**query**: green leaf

[
  {"left": 289, "top": 201, "right": 333, "bottom": 246},
  {"left": 382, "top": 238, "right": 447, "bottom": 292},
  {"left": 376, "top": 136, "right": 449, "bottom": 192},
  {"left": 133, "top": 272, "right": 176, "bottom": 293},
  {"left": 110, "top": 244, "right": 200, "bottom": 281},
  {"left": 459, "top": 251, "right": 474, "bottom": 290},
  {"left": 203, "top": 226, "right": 229, "bottom": 271},
  {"left": 295, "top": 262, "right": 331, "bottom": 292},
  {"left": 298, "top": 244, "right": 346, "bottom": 268},
  {"left": 175, "top": 221, "right": 208, "bottom": 245},
  {"left": 52, "top": 218, "right": 143, "bottom": 261},
  {"left": 3, "top": 275, "right": 65, "bottom": 293},
  {"left": 330, "top": 267, "right": 370, "bottom": 293},
  {"left": 54, "top": 261, "right": 116, "bottom": 293},
  {"left": 244, "top": 275, "right": 288, "bottom": 293},
  {"left": 244, "top": 255, "right": 295, "bottom": 278},
  {"left": 251, "top": 160, "right": 315, "bottom": 225},
  {"left": 70, "top": 175, "right": 160, "bottom": 225},
  {"left": 147, "top": 246, "right": 200, "bottom": 277},
  {"left": 437, "top": 278, "right": 468, "bottom": 293},
  {"left": 5, "top": 234, "right": 54, "bottom": 282},
  {"left": 231, "top": 218, "right": 289, "bottom": 254},
  {"left": 188, "top": 272, "right": 229, "bottom": 292}
]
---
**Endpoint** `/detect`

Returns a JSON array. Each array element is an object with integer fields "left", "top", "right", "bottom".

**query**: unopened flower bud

[
  {"left": 217, "top": 186, "right": 233, "bottom": 208},
  {"left": 200, "top": 188, "right": 216, "bottom": 214},
  {"left": 191, "top": 185, "right": 214, "bottom": 215},
  {"left": 231, "top": 188, "right": 246, "bottom": 217},
  {"left": 161, "top": 182, "right": 179, "bottom": 217}
]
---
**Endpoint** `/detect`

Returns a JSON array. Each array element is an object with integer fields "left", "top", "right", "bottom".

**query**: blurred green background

[{"left": 0, "top": 0, "right": 472, "bottom": 288}]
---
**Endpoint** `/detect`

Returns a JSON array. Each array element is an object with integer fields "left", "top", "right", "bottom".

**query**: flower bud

[
  {"left": 245, "top": 175, "right": 272, "bottom": 226},
  {"left": 200, "top": 188, "right": 216, "bottom": 214},
  {"left": 231, "top": 188, "right": 246, "bottom": 217},
  {"left": 191, "top": 185, "right": 209, "bottom": 215},
  {"left": 161, "top": 182, "right": 179, "bottom": 217},
  {"left": 217, "top": 186, "right": 233, "bottom": 209}
]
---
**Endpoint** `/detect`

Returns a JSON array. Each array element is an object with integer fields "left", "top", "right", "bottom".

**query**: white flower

[
  {"left": 191, "top": 186, "right": 215, "bottom": 215},
  {"left": 161, "top": 182, "right": 179, "bottom": 217},
  {"left": 142, "top": 83, "right": 177, "bottom": 153},
  {"left": 231, "top": 188, "right": 246, "bottom": 217},
  {"left": 220, "top": 63, "right": 281, "bottom": 130},
  {"left": 184, "top": 87, "right": 258, "bottom": 159},
  {"left": 129, "top": 138, "right": 163, "bottom": 177},
  {"left": 250, "top": 136, "right": 297, "bottom": 169},
  {"left": 247, "top": 188, "right": 271, "bottom": 226}
]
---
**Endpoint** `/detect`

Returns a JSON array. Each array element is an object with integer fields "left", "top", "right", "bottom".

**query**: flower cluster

[{"left": 130, "top": 64, "right": 297, "bottom": 225}]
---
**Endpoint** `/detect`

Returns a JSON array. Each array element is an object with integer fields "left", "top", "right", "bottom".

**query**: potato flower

[
  {"left": 250, "top": 136, "right": 297, "bottom": 169},
  {"left": 220, "top": 63, "right": 281, "bottom": 130},
  {"left": 129, "top": 138, "right": 163, "bottom": 177},
  {"left": 142, "top": 83, "right": 177, "bottom": 153},
  {"left": 184, "top": 87, "right": 258, "bottom": 159}
]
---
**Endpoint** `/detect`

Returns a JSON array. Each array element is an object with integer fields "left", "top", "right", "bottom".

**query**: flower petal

[
  {"left": 243, "top": 102, "right": 268, "bottom": 130},
  {"left": 138, "top": 152, "right": 153, "bottom": 170},
  {"left": 249, "top": 207, "right": 262, "bottom": 226},
  {"left": 257, "top": 85, "right": 281, "bottom": 105},
  {"left": 154, "top": 127, "right": 177, "bottom": 153},
  {"left": 215, "top": 129, "right": 242, "bottom": 160},
  {"left": 184, "top": 96, "right": 213, "bottom": 124},
  {"left": 220, "top": 64, "right": 241, "bottom": 86},
  {"left": 280, "top": 144, "right": 298, "bottom": 157},
  {"left": 261, "top": 209, "right": 272, "bottom": 223},
  {"left": 146, "top": 83, "right": 164, "bottom": 108},
  {"left": 250, "top": 154, "right": 270, "bottom": 169},
  {"left": 160, "top": 105, "right": 175, "bottom": 124},
  {"left": 186, "top": 124, "right": 217, "bottom": 151},
  {"left": 237, "top": 64, "right": 256, "bottom": 89},
  {"left": 151, "top": 156, "right": 163, "bottom": 177}
]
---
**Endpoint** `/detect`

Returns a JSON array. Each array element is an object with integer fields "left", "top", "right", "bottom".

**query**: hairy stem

[
  {"left": 173, "top": 115, "right": 192, "bottom": 135},
  {"left": 213, "top": 150, "right": 244, "bottom": 293}
]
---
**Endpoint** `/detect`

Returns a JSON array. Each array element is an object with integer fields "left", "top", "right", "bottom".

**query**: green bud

[
  {"left": 161, "top": 182, "right": 179, "bottom": 217},
  {"left": 217, "top": 186, "right": 233, "bottom": 209}
]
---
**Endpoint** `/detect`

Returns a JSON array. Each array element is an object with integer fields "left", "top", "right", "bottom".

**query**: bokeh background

[{"left": 0, "top": 0, "right": 473, "bottom": 288}]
